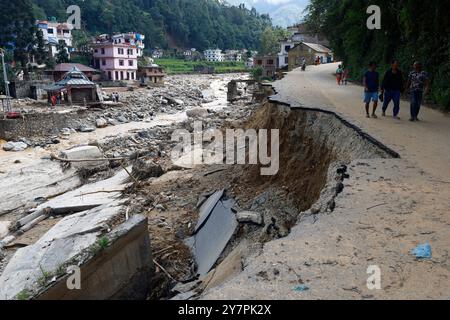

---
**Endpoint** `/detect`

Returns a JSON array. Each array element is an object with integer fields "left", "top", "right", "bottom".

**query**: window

[
  {"left": 127, "top": 49, "right": 133, "bottom": 55},
  {"left": 63, "top": 30, "right": 70, "bottom": 34},
  {"left": 128, "top": 60, "right": 133, "bottom": 66},
  {"left": 267, "top": 59, "right": 274, "bottom": 65},
  {"left": 101, "top": 48, "right": 105, "bottom": 54},
  {"left": 120, "top": 71, "right": 124, "bottom": 80},
  {"left": 118, "top": 48, "right": 124, "bottom": 55},
  {"left": 119, "top": 60, "right": 124, "bottom": 66},
  {"left": 102, "top": 59, "right": 106, "bottom": 66},
  {"left": 48, "top": 28, "right": 54, "bottom": 34},
  {"left": 257, "top": 60, "right": 262, "bottom": 65},
  {"left": 131, "top": 72, "right": 135, "bottom": 80},
  {"left": 115, "top": 71, "right": 119, "bottom": 80},
  {"left": 285, "top": 57, "right": 289, "bottom": 64},
  {"left": 285, "top": 45, "right": 291, "bottom": 52},
  {"left": 108, "top": 71, "right": 112, "bottom": 80},
  {"left": 94, "top": 49, "right": 98, "bottom": 53}
]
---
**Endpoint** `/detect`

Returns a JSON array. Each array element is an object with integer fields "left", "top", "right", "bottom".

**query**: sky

[{"left": 226, "top": 0, "right": 310, "bottom": 27}]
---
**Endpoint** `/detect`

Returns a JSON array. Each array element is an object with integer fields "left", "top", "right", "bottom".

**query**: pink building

[{"left": 93, "top": 41, "right": 138, "bottom": 82}]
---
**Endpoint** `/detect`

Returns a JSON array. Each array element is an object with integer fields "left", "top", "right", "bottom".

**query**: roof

[
  {"left": 52, "top": 63, "right": 98, "bottom": 73},
  {"left": 295, "top": 42, "right": 332, "bottom": 53},
  {"left": 45, "top": 67, "right": 96, "bottom": 92}
]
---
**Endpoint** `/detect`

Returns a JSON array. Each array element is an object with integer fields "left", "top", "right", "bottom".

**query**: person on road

[
  {"left": 405, "top": 61, "right": 430, "bottom": 121},
  {"left": 336, "top": 65, "right": 343, "bottom": 85},
  {"left": 342, "top": 67, "right": 349, "bottom": 85},
  {"left": 381, "top": 60, "right": 404, "bottom": 120},
  {"left": 363, "top": 61, "right": 380, "bottom": 118}
]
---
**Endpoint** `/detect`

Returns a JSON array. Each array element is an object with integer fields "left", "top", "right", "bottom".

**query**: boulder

[
  {"left": 2, "top": 141, "right": 28, "bottom": 152},
  {"left": 95, "top": 118, "right": 108, "bottom": 128},
  {"left": 236, "top": 211, "right": 263, "bottom": 225},
  {"left": 186, "top": 108, "right": 208, "bottom": 118}
]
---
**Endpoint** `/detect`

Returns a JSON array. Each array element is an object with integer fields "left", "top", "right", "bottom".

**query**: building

[
  {"left": 45, "top": 63, "right": 101, "bottom": 82},
  {"left": 36, "top": 20, "right": 74, "bottom": 58},
  {"left": 277, "top": 40, "right": 297, "bottom": 69},
  {"left": 204, "top": 49, "right": 224, "bottom": 62},
  {"left": 245, "top": 57, "right": 254, "bottom": 68},
  {"left": 152, "top": 49, "right": 164, "bottom": 59},
  {"left": 223, "top": 50, "right": 242, "bottom": 62},
  {"left": 253, "top": 55, "right": 277, "bottom": 78},
  {"left": 111, "top": 32, "right": 145, "bottom": 57},
  {"left": 138, "top": 64, "right": 165, "bottom": 86},
  {"left": 93, "top": 35, "right": 139, "bottom": 82},
  {"left": 44, "top": 67, "right": 99, "bottom": 104},
  {"left": 288, "top": 42, "right": 333, "bottom": 71}
]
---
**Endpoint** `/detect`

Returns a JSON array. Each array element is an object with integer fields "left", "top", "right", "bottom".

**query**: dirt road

[{"left": 272, "top": 63, "right": 450, "bottom": 181}]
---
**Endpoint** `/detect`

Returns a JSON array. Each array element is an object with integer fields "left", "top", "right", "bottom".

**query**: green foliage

[
  {"left": 30, "top": 0, "right": 273, "bottom": 51},
  {"left": 251, "top": 66, "right": 263, "bottom": 81},
  {"left": 55, "top": 41, "right": 69, "bottom": 63},
  {"left": 16, "top": 289, "right": 31, "bottom": 300},
  {"left": 259, "top": 27, "right": 290, "bottom": 55},
  {"left": 305, "top": 0, "right": 450, "bottom": 109},
  {"left": 155, "top": 58, "right": 248, "bottom": 74}
]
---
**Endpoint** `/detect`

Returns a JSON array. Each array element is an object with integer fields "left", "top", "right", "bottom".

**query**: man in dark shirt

[
  {"left": 381, "top": 60, "right": 404, "bottom": 119},
  {"left": 363, "top": 61, "right": 380, "bottom": 118},
  {"left": 405, "top": 61, "right": 430, "bottom": 121}
]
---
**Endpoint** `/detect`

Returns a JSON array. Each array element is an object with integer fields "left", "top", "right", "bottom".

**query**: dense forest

[
  {"left": 29, "top": 0, "right": 272, "bottom": 50},
  {"left": 305, "top": 0, "right": 450, "bottom": 109}
]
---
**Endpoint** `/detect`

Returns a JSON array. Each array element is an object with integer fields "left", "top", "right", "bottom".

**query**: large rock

[
  {"left": 236, "top": 211, "right": 263, "bottom": 225},
  {"left": 186, "top": 108, "right": 208, "bottom": 118},
  {"left": 2, "top": 141, "right": 28, "bottom": 152},
  {"left": 95, "top": 118, "right": 108, "bottom": 128},
  {"left": 0, "top": 221, "right": 11, "bottom": 239}
]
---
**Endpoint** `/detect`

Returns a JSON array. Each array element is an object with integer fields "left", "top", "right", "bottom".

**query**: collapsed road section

[{"left": 0, "top": 73, "right": 402, "bottom": 300}]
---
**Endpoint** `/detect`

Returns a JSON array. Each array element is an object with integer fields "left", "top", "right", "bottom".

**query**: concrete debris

[
  {"left": 0, "top": 221, "right": 11, "bottom": 239},
  {"left": 186, "top": 190, "right": 238, "bottom": 276},
  {"left": 60, "top": 145, "right": 108, "bottom": 170},
  {"left": 236, "top": 211, "right": 263, "bottom": 225}
]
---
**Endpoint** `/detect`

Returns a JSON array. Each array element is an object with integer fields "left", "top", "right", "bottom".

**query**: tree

[
  {"left": 33, "top": 29, "right": 48, "bottom": 64},
  {"left": 258, "top": 27, "right": 290, "bottom": 55},
  {"left": 0, "top": 0, "right": 37, "bottom": 76},
  {"left": 55, "top": 41, "right": 69, "bottom": 64}
]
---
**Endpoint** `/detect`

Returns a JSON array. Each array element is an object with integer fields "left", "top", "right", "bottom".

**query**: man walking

[
  {"left": 381, "top": 60, "right": 403, "bottom": 120},
  {"left": 363, "top": 61, "right": 380, "bottom": 118},
  {"left": 406, "top": 61, "right": 430, "bottom": 121}
]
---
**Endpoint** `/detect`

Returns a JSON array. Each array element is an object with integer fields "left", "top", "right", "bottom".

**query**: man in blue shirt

[{"left": 363, "top": 61, "right": 380, "bottom": 118}]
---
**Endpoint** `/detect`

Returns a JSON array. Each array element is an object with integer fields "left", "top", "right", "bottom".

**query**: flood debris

[
  {"left": 236, "top": 211, "right": 263, "bottom": 225},
  {"left": 186, "top": 190, "right": 238, "bottom": 276}
]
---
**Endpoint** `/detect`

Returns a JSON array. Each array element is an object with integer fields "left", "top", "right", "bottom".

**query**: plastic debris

[
  {"left": 411, "top": 243, "right": 432, "bottom": 259},
  {"left": 293, "top": 285, "right": 310, "bottom": 292}
]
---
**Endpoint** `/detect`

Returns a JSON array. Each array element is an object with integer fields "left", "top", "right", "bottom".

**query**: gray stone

[
  {"left": 186, "top": 108, "right": 208, "bottom": 118},
  {"left": 2, "top": 141, "right": 28, "bottom": 152},
  {"left": 60, "top": 145, "right": 108, "bottom": 170},
  {"left": 95, "top": 118, "right": 108, "bottom": 128},
  {"left": 236, "top": 211, "right": 263, "bottom": 225},
  {"left": 78, "top": 125, "right": 95, "bottom": 133}
]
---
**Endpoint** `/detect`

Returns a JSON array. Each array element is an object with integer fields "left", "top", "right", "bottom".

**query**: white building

[
  {"left": 204, "top": 49, "right": 224, "bottom": 62},
  {"left": 36, "top": 20, "right": 74, "bottom": 58},
  {"left": 278, "top": 40, "right": 297, "bottom": 69}
]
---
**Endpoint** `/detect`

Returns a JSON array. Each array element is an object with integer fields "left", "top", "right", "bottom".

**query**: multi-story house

[
  {"left": 93, "top": 35, "right": 139, "bottom": 82},
  {"left": 36, "top": 20, "right": 74, "bottom": 58},
  {"left": 111, "top": 32, "right": 145, "bottom": 57},
  {"left": 277, "top": 40, "right": 296, "bottom": 69},
  {"left": 204, "top": 49, "right": 224, "bottom": 62}
]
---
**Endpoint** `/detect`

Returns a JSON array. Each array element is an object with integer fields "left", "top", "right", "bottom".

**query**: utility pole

[{"left": 0, "top": 48, "right": 12, "bottom": 113}]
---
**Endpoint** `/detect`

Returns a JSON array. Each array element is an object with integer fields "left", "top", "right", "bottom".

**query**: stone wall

[{"left": 0, "top": 110, "right": 90, "bottom": 140}]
